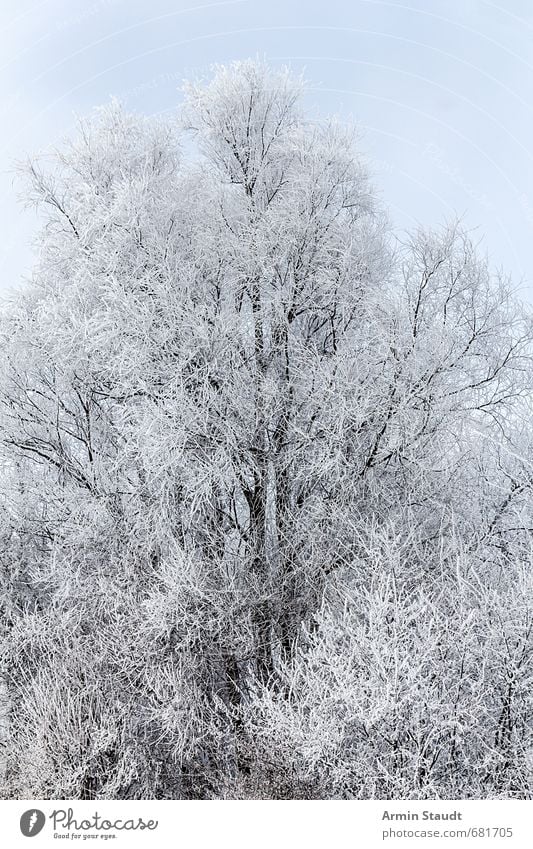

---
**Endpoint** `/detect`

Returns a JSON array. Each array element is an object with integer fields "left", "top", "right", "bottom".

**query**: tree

[{"left": 0, "top": 60, "right": 531, "bottom": 800}]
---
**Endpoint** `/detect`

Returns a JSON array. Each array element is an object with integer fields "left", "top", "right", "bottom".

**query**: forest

[{"left": 0, "top": 59, "right": 531, "bottom": 800}]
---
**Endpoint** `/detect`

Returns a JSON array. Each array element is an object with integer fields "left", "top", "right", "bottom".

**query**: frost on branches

[{"left": 0, "top": 60, "right": 531, "bottom": 800}]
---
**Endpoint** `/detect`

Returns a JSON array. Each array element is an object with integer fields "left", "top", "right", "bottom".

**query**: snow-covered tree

[{"left": 0, "top": 60, "right": 531, "bottom": 799}]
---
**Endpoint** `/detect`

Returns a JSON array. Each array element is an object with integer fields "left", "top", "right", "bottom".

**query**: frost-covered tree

[{"left": 0, "top": 60, "right": 532, "bottom": 800}]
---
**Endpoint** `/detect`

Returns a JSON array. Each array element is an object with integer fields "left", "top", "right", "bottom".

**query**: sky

[{"left": 2, "top": 0, "right": 533, "bottom": 299}]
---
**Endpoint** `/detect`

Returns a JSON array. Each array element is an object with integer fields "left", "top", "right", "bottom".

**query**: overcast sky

[{"left": 2, "top": 0, "right": 533, "bottom": 299}]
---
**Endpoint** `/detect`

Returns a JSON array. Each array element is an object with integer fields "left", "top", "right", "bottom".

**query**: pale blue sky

[{"left": 2, "top": 0, "right": 533, "bottom": 298}]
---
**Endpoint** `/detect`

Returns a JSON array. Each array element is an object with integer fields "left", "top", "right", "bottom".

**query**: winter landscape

[{"left": 0, "top": 58, "right": 532, "bottom": 800}]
